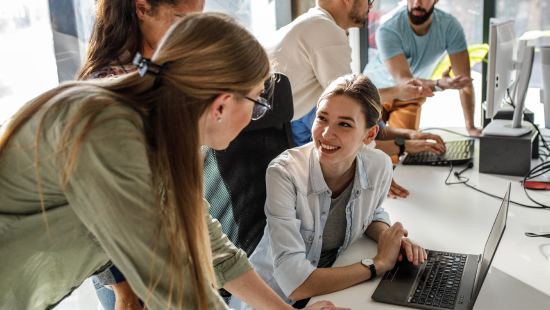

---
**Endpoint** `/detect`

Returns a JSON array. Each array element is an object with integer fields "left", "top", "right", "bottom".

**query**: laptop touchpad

[{"left": 372, "top": 260, "right": 422, "bottom": 302}]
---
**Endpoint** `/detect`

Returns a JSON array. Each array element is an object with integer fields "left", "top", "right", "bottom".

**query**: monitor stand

[{"left": 481, "top": 119, "right": 533, "bottom": 137}]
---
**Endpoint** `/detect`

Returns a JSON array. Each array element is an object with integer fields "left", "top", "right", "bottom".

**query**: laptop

[
  {"left": 372, "top": 184, "right": 510, "bottom": 310},
  {"left": 402, "top": 140, "right": 475, "bottom": 166}
]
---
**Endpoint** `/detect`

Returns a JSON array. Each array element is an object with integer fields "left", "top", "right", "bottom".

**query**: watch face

[
  {"left": 395, "top": 137, "right": 405, "bottom": 146},
  {"left": 362, "top": 258, "right": 374, "bottom": 266}
]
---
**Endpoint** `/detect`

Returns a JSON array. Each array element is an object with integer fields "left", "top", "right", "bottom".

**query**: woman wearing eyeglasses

[
  {"left": 0, "top": 13, "right": 346, "bottom": 310},
  {"left": 233, "top": 74, "right": 427, "bottom": 309}
]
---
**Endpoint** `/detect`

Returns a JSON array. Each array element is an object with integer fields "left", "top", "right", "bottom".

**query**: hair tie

[{"left": 133, "top": 52, "right": 174, "bottom": 90}]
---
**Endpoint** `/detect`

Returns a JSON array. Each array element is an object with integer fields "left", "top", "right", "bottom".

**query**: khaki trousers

[
  {"left": 382, "top": 97, "right": 427, "bottom": 163},
  {"left": 381, "top": 97, "right": 427, "bottom": 131}
]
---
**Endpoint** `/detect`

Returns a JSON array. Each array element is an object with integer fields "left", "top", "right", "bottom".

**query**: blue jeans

[
  {"left": 92, "top": 276, "right": 116, "bottom": 310},
  {"left": 291, "top": 107, "right": 317, "bottom": 147}
]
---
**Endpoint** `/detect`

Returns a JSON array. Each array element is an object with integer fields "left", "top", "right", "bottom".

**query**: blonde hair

[
  {"left": 0, "top": 12, "right": 271, "bottom": 310},
  {"left": 318, "top": 73, "right": 382, "bottom": 128}
]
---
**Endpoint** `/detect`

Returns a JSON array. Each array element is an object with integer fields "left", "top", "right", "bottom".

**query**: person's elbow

[{"left": 288, "top": 285, "right": 312, "bottom": 301}]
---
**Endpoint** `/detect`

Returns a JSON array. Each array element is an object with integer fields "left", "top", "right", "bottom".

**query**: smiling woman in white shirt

[{"left": 232, "top": 73, "right": 428, "bottom": 309}]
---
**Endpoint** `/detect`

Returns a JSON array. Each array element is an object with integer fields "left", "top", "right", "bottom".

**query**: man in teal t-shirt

[{"left": 364, "top": 0, "right": 481, "bottom": 137}]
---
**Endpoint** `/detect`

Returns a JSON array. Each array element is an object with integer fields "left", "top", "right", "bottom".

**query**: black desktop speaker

[{"left": 479, "top": 127, "right": 538, "bottom": 176}]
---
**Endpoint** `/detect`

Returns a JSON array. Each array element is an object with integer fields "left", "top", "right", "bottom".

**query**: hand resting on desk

[{"left": 388, "top": 179, "right": 410, "bottom": 199}]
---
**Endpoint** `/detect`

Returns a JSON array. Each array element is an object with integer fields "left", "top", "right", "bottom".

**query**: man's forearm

[
  {"left": 224, "top": 269, "right": 293, "bottom": 310},
  {"left": 374, "top": 140, "right": 400, "bottom": 156},
  {"left": 418, "top": 78, "right": 437, "bottom": 91},
  {"left": 459, "top": 84, "right": 476, "bottom": 130},
  {"left": 378, "top": 86, "right": 400, "bottom": 102},
  {"left": 378, "top": 126, "right": 414, "bottom": 140}
]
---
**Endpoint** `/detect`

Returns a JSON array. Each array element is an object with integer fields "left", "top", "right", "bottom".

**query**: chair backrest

[{"left": 203, "top": 73, "right": 295, "bottom": 256}]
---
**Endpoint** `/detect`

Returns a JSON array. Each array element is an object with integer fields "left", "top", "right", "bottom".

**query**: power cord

[
  {"left": 444, "top": 163, "right": 550, "bottom": 210},
  {"left": 525, "top": 232, "right": 550, "bottom": 238}
]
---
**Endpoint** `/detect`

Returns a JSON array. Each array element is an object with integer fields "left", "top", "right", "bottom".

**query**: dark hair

[
  {"left": 77, "top": 0, "right": 182, "bottom": 80},
  {"left": 317, "top": 73, "right": 382, "bottom": 128}
]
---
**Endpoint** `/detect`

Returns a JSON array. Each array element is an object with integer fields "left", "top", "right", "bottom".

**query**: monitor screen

[{"left": 486, "top": 19, "right": 517, "bottom": 119}]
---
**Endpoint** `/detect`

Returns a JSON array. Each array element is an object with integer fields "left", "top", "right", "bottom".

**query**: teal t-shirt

[{"left": 364, "top": 8, "right": 468, "bottom": 89}]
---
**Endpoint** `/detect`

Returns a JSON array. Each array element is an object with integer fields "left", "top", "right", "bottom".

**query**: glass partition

[
  {"left": 497, "top": 0, "right": 550, "bottom": 122},
  {"left": 0, "top": 0, "right": 58, "bottom": 124}
]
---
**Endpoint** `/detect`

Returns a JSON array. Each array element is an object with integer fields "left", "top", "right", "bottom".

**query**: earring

[{"left": 217, "top": 118, "right": 222, "bottom": 122}]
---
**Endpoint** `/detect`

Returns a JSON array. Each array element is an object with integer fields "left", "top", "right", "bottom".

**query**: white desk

[{"left": 310, "top": 128, "right": 550, "bottom": 309}]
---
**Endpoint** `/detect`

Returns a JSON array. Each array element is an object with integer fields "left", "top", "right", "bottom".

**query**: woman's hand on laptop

[
  {"left": 399, "top": 238, "right": 427, "bottom": 266},
  {"left": 373, "top": 222, "right": 409, "bottom": 274}
]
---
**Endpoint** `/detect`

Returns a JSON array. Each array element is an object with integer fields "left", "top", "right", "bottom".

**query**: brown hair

[
  {"left": 318, "top": 73, "right": 382, "bottom": 128},
  {"left": 0, "top": 12, "right": 271, "bottom": 310},
  {"left": 77, "top": 0, "right": 187, "bottom": 80}
]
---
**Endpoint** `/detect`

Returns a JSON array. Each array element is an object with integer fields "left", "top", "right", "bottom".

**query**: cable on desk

[
  {"left": 419, "top": 128, "right": 477, "bottom": 138},
  {"left": 444, "top": 163, "right": 550, "bottom": 210},
  {"left": 525, "top": 232, "right": 550, "bottom": 238}
]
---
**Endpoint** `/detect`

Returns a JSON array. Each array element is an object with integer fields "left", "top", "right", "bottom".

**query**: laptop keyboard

[
  {"left": 403, "top": 140, "right": 474, "bottom": 166},
  {"left": 408, "top": 250, "right": 467, "bottom": 309}
]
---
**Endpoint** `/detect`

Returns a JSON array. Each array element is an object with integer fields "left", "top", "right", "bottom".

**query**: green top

[{"left": 0, "top": 97, "right": 252, "bottom": 310}]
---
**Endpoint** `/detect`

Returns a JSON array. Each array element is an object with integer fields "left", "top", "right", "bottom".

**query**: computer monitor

[{"left": 483, "top": 19, "right": 534, "bottom": 137}]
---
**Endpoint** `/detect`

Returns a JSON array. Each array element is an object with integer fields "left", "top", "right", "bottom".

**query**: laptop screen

[{"left": 470, "top": 184, "right": 510, "bottom": 306}]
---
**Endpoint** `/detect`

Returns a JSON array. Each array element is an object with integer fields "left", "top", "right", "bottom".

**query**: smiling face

[{"left": 312, "top": 95, "right": 377, "bottom": 169}]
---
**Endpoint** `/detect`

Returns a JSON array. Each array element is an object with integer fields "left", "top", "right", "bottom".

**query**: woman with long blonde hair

[
  {"left": 78, "top": 1, "right": 205, "bottom": 308},
  {"left": 0, "top": 13, "right": 345, "bottom": 310}
]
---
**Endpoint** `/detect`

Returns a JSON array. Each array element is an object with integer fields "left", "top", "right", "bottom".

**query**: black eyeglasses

[
  {"left": 368, "top": 0, "right": 375, "bottom": 5},
  {"left": 245, "top": 96, "right": 272, "bottom": 120}
]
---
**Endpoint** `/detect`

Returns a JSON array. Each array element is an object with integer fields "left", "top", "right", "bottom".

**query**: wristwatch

[
  {"left": 395, "top": 137, "right": 406, "bottom": 156},
  {"left": 361, "top": 258, "right": 377, "bottom": 280},
  {"left": 434, "top": 79, "right": 444, "bottom": 92}
]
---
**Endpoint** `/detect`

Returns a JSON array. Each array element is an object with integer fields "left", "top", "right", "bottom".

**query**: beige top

[
  {"left": 0, "top": 96, "right": 252, "bottom": 309},
  {"left": 262, "top": 6, "right": 352, "bottom": 120}
]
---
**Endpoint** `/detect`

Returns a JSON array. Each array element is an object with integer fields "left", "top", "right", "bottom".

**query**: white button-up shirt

[{"left": 231, "top": 143, "right": 392, "bottom": 309}]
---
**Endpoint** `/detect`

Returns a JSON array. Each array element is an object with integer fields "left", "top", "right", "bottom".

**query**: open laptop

[
  {"left": 403, "top": 140, "right": 475, "bottom": 166},
  {"left": 372, "top": 184, "right": 510, "bottom": 310}
]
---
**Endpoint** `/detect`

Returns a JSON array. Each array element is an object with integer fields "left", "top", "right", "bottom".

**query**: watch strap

[
  {"left": 395, "top": 138, "right": 405, "bottom": 156},
  {"left": 368, "top": 263, "right": 377, "bottom": 280},
  {"left": 361, "top": 259, "right": 377, "bottom": 280}
]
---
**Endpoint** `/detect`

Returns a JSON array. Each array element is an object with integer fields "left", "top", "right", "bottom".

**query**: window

[
  {"left": 0, "top": 0, "right": 94, "bottom": 126},
  {"left": 496, "top": 0, "right": 550, "bottom": 123},
  {"left": 204, "top": 0, "right": 279, "bottom": 40},
  {"left": 0, "top": 0, "right": 58, "bottom": 125}
]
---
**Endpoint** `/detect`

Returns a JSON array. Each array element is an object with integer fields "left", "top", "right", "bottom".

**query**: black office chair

[{"left": 203, "top": 73, "right": 295, "bottom": 258}]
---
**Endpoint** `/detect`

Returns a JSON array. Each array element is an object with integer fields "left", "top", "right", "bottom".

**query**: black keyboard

[
  {"left": 403, "top": 140, "right": 474, "bottom": 166},
  {"left": 408, "top": 250, "right": 467, "bottom": 309}
]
